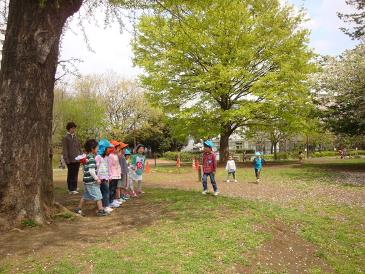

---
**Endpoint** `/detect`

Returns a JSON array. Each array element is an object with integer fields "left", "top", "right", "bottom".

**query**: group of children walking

[
  {"left": 75, "top": 139, "right": 146, "bottom": 217},
  {"left": 201, "top": 140, "right": 265, "bottom": 195}
]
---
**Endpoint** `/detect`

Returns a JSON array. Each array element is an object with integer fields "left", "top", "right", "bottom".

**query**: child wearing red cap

[{"left": 108, "top": 141, "right": 123, "bottom": 208}]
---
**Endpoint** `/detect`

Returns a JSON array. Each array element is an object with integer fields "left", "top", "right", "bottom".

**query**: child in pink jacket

[{"left": 108, "top": 141, "right": 122, "bottom": 208}]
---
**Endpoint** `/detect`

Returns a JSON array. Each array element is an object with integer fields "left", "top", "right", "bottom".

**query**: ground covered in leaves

[{"left": 0, "top": 158, "right": 364, "bottom": 273}]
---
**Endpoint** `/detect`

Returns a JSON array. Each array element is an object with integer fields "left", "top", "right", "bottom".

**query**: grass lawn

[{"left": 0, "top": 159, "right": 364, "bottom": 273}]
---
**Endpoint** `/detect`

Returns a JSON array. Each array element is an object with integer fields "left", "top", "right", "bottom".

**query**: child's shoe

[
  {"left": 110, "top": 201, "right": 120, "bottom": 208},
  {"left": 121, "top": 194, "right": 130, "bottom": 200},
  {"left": 104, "top": 207, "right": 113, "bottom": 213},
  {"left": 202, "top": 190, "right": 208, "bottom": 195},
  {"left": 74, "top": 208, "right": 82, "bottom": 215},
  {"left": 226, "top": 180, "right": 230, "bottom": 183},
  {"left": 213, "top": 191, "right": 219, "bottom": 196},
  {"left": 234, "top": 180, "right": 238, "bottom": 183},
  {"left": 256, "top": 179, "right": 260, "bottom": 183},
  {"left": 96, "top": 209, "right": 109, "bottom": 216},
  {"left": 131, "top": 191, "right": 138, "bottom": 197},
  {"left": 118, "top": 198, "right": 126, "bottom": 203}
]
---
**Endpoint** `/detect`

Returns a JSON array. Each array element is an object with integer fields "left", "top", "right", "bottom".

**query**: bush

[
  {"left": 163, "top": 151, "right": 201, "bottom": 162},
  {"left": 312, "top": 151, "right": 338, "bottom": 158}
]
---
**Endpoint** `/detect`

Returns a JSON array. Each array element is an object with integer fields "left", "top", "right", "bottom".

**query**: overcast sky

[{"left": 60, "top": 0, "right": 358, "bottom": 79}]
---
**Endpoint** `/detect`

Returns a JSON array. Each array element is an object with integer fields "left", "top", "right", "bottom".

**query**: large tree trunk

[
  {"left": 0, "top": 0, "right": 82, "bottom": 229},
  {"left": 219, "top": 128, "right": 233, "bottom": 164}
]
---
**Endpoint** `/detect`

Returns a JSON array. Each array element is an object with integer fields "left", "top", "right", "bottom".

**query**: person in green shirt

[{"left": 130, "top": 144, "right": 146, "bottom": 196}]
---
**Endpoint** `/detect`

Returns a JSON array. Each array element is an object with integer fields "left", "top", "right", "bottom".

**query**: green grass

[
  {"left": 86, "top": 190, "right": 270, "bottom": 274},
  {"left": 5, "top": 159, "right": 365, "bottom": 273}
]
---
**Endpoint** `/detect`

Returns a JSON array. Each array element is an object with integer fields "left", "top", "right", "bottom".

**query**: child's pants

[
  {"left": 109, "top": 179, "right": 118, "bottom": 203},
  {"left": 130, "top": 180, "right": 142, "bottom": 192},
  {"left": 202, "top": 173, "right": 218, "bottom": 192},
  {"left": 227, "top": 171, "right": 236, "bottom": 180},
  {"left": 255, "top": 168, "right": 261, "bottom": 179},
  {"left": 100, "top": 180, "right": 110, "bottom": 207}
]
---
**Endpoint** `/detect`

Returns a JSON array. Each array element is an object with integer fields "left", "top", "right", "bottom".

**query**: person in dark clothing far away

[{"left": 62, "top": 122, "right": 82, "bottom": 194}]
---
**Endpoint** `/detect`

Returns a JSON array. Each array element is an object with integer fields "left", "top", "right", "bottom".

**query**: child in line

[
  {"left": 108, "top": 141, "right": 123, "bottom": 208},
  {"left": 95, "top": 139, "right": 114, "bottom": 214},
  {"left": 130, "top": 144, "right": 146, "bottom": 196},
  {"left": 253, "top": 152, "right": 265, "bottom": 183},
  {"left": 226, "top": 155, "right": 237, "bottom": 182},
  {"left": 201, "top": 140, "right": 219, "bottom": 196},
  {"left": 75, "top": 139, "right": 109, "bottom": 216},
  {"left": 118, "top": 145, "right": 132, "bottom": 201}
]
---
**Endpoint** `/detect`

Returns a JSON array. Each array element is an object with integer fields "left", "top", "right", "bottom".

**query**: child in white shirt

[{"left": 226, "top": 155, "right": 237, "bottom": 182}]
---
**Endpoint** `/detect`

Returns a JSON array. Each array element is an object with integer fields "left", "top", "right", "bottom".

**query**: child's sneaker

[
  {"left": 74, "top": 208, "right": 82, "bottom": 215},
  {"left": 234, "top": 180, "right": 237, "bottom": 183},
  {"left": 69, "top": 190, "right": 79, "bottom": 195},
  {"left": 131, "top": 191, "right": 138, "bottom": 197},
  {"left": 118, "top": 198, "right": 126, "bottom": 203},
  {"left": 256, "top": 179, "right": 260, "bottom": 183},
  {"left": 104, "top": 207, "right": 113, "bottom": 213},
  {"left": 110, "top": 201, "right": 120, "bottom": 208},
  {"left": 96, "top": 209, "right": 109, "bottom": 217},
  {"left": 202, "top": 190, "right": 208, "bottom": 195},
  {"left": 226, "top": 180, "right": 230, "bottom": 183},
  {"left": 213, "top": 191, "right": 219, "bottom": 196},
  {"left": 121, "top": 194, "right": 129, "bottom": 200}
]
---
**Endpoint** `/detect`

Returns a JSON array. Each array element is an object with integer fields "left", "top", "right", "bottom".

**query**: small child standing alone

[
  {"left": 225, "top": 155, "right": 237, "bottom": 182},
  {"left": 253, "top": 152, "right": 265, "bottom": 183},
  {"left": 201, "top": 140, "right": 219, "bottom": 196}
]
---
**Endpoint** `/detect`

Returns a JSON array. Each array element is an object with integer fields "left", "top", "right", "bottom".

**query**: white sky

[{"left": 60, "top": 0, "right": 359, "bottom": 79}]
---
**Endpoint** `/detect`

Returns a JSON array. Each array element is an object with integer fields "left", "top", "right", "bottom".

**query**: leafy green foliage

[{"left": 133, "top": 0, "right": 315, "bottom": 156}]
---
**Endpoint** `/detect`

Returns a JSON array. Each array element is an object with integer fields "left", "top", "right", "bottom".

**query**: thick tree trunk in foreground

[{"left": 0, "top": 0, "right": 82, "bottom": 229}]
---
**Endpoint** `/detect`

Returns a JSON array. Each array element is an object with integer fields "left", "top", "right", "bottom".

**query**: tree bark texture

[
  {"left": 0, "top": 0, "right": 82, "bottom": 229},
  {"left": 219, "top": 128, "right": 233, "bottom": 164}
]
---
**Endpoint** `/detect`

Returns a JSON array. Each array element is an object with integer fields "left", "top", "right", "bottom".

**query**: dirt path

[{"left": 143, "top": 170, "right": 365, "bottom": 207}]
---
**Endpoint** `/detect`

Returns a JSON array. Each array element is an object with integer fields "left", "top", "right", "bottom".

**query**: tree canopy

[
  {"left": 314, "top": 44, "right": 365, "bottom": 136},
  {"left": 132, "top": 0, "right": 315, "bottom": 161}
]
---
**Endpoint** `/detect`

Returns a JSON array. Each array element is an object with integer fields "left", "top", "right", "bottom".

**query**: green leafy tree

[{"left": 133, "top": 0, "right": 315, "bottom": 162}]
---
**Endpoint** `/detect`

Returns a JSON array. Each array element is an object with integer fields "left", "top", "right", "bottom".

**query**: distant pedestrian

[
  {"left": 253, "top": 152, "right": 265, "bottom": 183},
  {"left": 62, "top": 122, "right": 82, "bottom": 194},
  {"left": 226, "top": 155, "right": 237, "bottom": 182}
]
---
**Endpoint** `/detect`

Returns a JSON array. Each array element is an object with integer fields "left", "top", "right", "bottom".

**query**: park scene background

[{"left": 0, "top": 0, "right": 364, "bottom": 273}]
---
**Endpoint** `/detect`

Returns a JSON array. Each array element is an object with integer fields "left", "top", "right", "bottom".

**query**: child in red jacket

[{"left": 201, "top": 140, "right": 219, "bottom": 196}]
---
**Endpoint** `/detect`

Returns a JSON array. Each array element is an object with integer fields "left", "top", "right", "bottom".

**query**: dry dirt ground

[{"left": 0, "top": 160, "right": 363, "bottom": 273}]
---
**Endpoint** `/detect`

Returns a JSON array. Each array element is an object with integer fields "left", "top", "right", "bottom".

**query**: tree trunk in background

[
  {"left": 273, "top": 142, "right": 278, "bottom": 160},
  {"left": 0, "top": 0, "right": 82, "bottom": 229},
  {"left": 219, "top": 128, "right": 232, "bottom": 164}
]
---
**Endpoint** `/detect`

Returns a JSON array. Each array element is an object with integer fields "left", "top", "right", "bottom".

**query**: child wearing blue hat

[
  {"left": 95, "top": 139, "right": 114, "bottom": 214},
  {"left": 253, "top": 152, "right": 265, "bottom": 183},
  {"left": 202, "top": 140, "right": 219, "bottom": 196}
]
